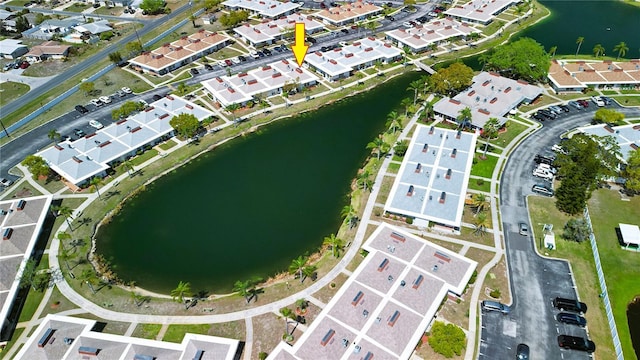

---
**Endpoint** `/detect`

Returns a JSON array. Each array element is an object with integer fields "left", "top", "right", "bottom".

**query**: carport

[{"left": 619, "top": 223, "right": 640, "bottom": 249}]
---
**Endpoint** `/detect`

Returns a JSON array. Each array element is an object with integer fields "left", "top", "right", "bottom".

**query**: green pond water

[{"left": 96, "top": 73, "right": 421, "bottom": 293}]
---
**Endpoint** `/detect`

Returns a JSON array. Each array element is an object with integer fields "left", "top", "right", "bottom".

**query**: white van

[
  {"left": 533, "top": 168, "right": 553, "bottom": 180},
  {"left": 537, "top": 163, "right": 557, "bottom": 174}
]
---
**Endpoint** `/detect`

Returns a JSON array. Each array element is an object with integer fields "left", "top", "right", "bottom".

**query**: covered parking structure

[{"left": 619, "top": 223, "right": 640, "bottom": 250}]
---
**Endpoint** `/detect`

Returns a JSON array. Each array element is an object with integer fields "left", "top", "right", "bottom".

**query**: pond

[{"left": 96, "top": 73, "right": 421, "bottom": 293}]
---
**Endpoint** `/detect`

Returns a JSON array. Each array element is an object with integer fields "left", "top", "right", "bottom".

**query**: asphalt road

[
  {"left": 480, "top": 102, "right": 640, "bottom": 360},
  {"left": 0, "top": 3, "right": 191, "bottom": 119},
  {"left": 0, "top": 5, "right": 150, "bottom": 24}
]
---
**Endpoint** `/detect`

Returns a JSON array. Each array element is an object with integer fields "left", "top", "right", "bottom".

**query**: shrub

[
  {"left": 406, "top": 217, "right": 413, "bottom": 224},
  {"left": 469, "top": 270, "right": 478, "bottom": 284},
  {"left": 476, "top": 179, "right": 484, "bottom": 186},
  {"left": 428, "top": 321, "right": 466, "bottom": 358},
  {"left": 259, "top": 352, "right": 268, "bottom": 360},
  {"left": 490, "top": 288, "right": 501, "bottom": 298}
]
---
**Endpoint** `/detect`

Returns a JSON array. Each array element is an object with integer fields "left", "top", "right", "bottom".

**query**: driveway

[
  {"left": 480, "top": 102, "right": 640, "bottom": 359},
  {"left": 0, "top": 69, "right": 57, "bottom": 90}
]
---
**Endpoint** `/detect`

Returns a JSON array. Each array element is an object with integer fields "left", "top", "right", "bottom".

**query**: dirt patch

[
  {"left": 312, "top": 273, "right": 348, "bottom": 304},
  {"left": 251, "top": 313, "right": 286, "bottom": 358},
  {"left": 479, "top": 255, "right": 511, "bottom": 305},
  {"left": 209, "top": 320, "right": 245, "bottom": 340},
  {"left": 414, "top": 337, "right": 467, "bottom": 360}
]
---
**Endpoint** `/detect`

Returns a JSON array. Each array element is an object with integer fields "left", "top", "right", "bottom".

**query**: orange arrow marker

[{"left": 291, "top": 23, "right": 308, "bottom": 67}]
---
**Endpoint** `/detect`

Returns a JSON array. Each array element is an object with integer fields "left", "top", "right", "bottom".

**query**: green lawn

[
  {"left": 1, "top": 327, "right": 24, "bottom": 355},
  {"left": 158, "top": 140, "right": 177, "bottom": 151},
  {"left": 387, "top": 162, "right": 400, "bottom": 174},
  {"left": 132, "top": 323, "right": 162, "bottom": 339},
  {"left": 587, "top": 189, "right": 640, "bottom": 359},
  {"left": 163, "top": 324, "right": 211, "bottom": 343},
  {"left": 94, "top": 6, "right": 123, "bottom": 15},
  {"left": 130, "top": 149, "right": 159, "bottom": 166},
  {"left": 470, "top": 154, "right": 498, "bottom": 179},
  {"left": 612, "top": 96, "right": 640, "bottom": 107},
  {"left": 0, "top": 82, "right": 30, "bottom": 106},
  {"left": 467, "top": 178, "right": 491, "bottom": 193},
  {"left": 601, "top": 90, "right": 619, "bottom": 95},
  {"left": 66, "top": 3, "right": 91, "bottom": 12},
  {"left": 490, "top": 121, "right": 529, "bottom": 147},
  {"left": 17, "top": 255, "right": 49, "bottom": 322}
]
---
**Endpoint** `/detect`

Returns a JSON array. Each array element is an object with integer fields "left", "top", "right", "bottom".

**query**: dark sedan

[{"left": 557, "top": 335, "right": 595, "bottom": 353}]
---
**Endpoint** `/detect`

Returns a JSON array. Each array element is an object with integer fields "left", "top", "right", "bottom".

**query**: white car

[
  {"left": 402, "top": 21, "right": 412, "bottom": 28},
  {"left": 90, "top": 98, "right": 103, "bottom": 107},
  {"left": 339, "top": 41, "right": 349, "bottom": 47},
  {"left": 121, "top": 87, "right": 132, "bottom": 94},
  {"left": 249, "top": 51, "right": 259, "bottom": 59},
  {"left": 99, "top": 95, "right": 112, "bottom": 104},
  {"left": 89, "top": 119, "right": 104, "bottom": 129},
  {"left": 0, "top": 177, "right": 14, "bottom": 187},
  {"left": 551, "top": 144, "right": 567, "bottom": 155},
  {"left": 533, "top": 168, "right": 553, "bottom": 180},
  {"left": 591, "top": 96, "right": 604, "bottom": 107}
]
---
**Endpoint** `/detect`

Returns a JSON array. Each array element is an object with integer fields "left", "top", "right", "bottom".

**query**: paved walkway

[{"left": 0, "top": 71, "right": 57, "bottom": 90}]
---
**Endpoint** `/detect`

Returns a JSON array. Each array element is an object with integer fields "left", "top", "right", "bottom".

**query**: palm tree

[
  {"left": 592, "top": 44, "right": 605, "bottom": 58},
  {"left": 89, "top": 177, "right": 103, "bottom": 199},
  {"left": 341, "top": 205, "right": 358, "bottom": 228},
  {"left": 170, "top": 281, "right": 192, "bottom": 308},
  {"left": 400, "top": 97, "right": 412, "bottom": 117},
  {"left": 289, "top": 256, "right": 308, "bottom": 283},
  {"left": 548, "top": 45, "right": 557, "bottom": 59},
  {"left": 613, "top": 41, "right": 628, "bottom": 59},
  {"left": 301, "top": 264, "right": 317, "bottom": 283},
  {"left": 233, "top": 279, "right": 253, "bottom": 303},
  {"left": 53, "top": 205, "right": 74, "bottom": 230},
  {"left": 457, "top": 107, "right": 472, "bottom": 128},
  {"left": 575, "top": 36, "right": 584, "bottom": 57},
  {"left": 225, "top": 103, "right": 241, "bottom": 122},
  {"left": 420, "top": 75, "right": 431, "bottom": 98},
  {"left": 472, "top": 193, "right": 488, "bottom": 214},
  {"left": 78, "top": 269, "right": 98, "bottom": 294},
  {"left": 356, "top": 170, "right": 374, "bottom": 191},
  {"left": 122, "top": 159, "right": 135, "bottom": 176},
  {"left": 422, "top": 101, "right": 434, "bottom": 121},
  {"left": 189, "top": 14, "right": 197, "bottom": 28},
  {"left": 366, "top": 137, "right": 386, "bottom": 160},
  {"left": 279, "top": 307, "right": 295, "bottom": 335},
  {"left": 473, "top": 212, "right": 489, "bottom": 236},
  {"left": 386, "top": 111, "right": 402, "bottom": 134},
  {"left": 47, "top": 129, "right": 61, "bottom": 144},
  {"left": 323, "top": 234, "right": 345, "bottom": 258},
  {"left": 58, "top": 246, "right": 74, "bottom": 271},
  {"left": 407, "top": 79, "right": 422, "bottom": 105},
  {"left": 478, "top": 52, "right": 491, "bottom": 71}
]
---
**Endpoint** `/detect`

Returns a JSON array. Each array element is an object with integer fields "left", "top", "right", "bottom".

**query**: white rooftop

[
  {"left": 384, "top": 125, "right": 477, "bottom": 228},
  {"left": 385, "top": 18, "right": 477, "bottom": 52},
  {"left": 267, "top": 223, "right": 477, "bottom": 359},
  {"left": 433, "top": 72, "right": 543, "bottom": 129},
  {"left": 304, "top": 37, "right": 402, "bottom": 77},
  {"left": 578, "top": 123, "right": 640, "bottom": 159},
  {"left": 0, "top": 196, "right": 53, "bottom": 338},
  {"left": 36, "top": 95, "right": 213, "bottom": 185},
  {"left": 620, "top": 223, "right": 640, "bottom": 246},
  {"left": 72, "top": 19, "right": 112, "bottom": 34},
  {"left": 444, "top": 0, "right": 518, "bottom": 23},
  {"left": 222, "top": 0, "right": 301, "bottom": 18},
  {"left": 0, "top": 39, "right": 27, "bottom": 54},
  {"left": 233, "top": 13, "right": 324, "bottom": 44},
  {"left": 202, "top": 59, "right": 319, "bottom": 107},
  {"left": 13, "top": 314, "right": 240, "bottom": 360}
]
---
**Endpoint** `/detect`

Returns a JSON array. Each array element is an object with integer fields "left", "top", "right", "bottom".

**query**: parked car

[
  {"left": 557, "top": 312, "right": 587, "bottom": 327},
  {"left": 557, "top": 335, "right": 595, "bottom": 353},
  {"left": 385, "top": 15, "right": 395, "bottom": 21},
  {"left": 75, "top": 105, "right": 89, "bottom": 114},
  {"left": 553, "top": 297, "right": 588, "bottom": 314},
  {"left": 249, "top": 51, "right": 259, "bottom": 59},
  {"left": 559, "top": 104, "right": 570, "bottom": 112},
  {"left": 306, "top": 36, "right": 317, "bottom": 44},
  {"left": 548, "top": 105, "right": 563, "bottom": 114},
  {"left": 516, "top": 344, "right": 529, "bottom": 360},
  {"left": 340, "top": 28, "right": 349, "bottom": 34},
  {"left": 152, "top": 94, "right": 163, "bottom": 101},
  {"left": 237, "top": 55, "right": 247, "bottom": 62},
  {"left": 256, "top": 50, "right": 265, "bottom": 57},
  {"left": 518, "top": 222, "right": 529, "bottom": 236},
  {"left": 534, "top": 154, "right": 555, "bottom": 165},
  {"left": 99, "top": 95, "right": 112, "bottom": 104},
  {"left": 577, "top": 99, "right": 589, "bottom": 107},
  {"left": 532, "top": 184, "right": 554, "bottom": 197},
  {"left": 90, "top": 99, "right": 103, "bottom": 107},
  {"left": 19, "top": 61, "right": 29, "bottom": 69},
  {"left": 533, "top": 168, "right": 553, "bottom": 181},
  {"left": 591, "top": 96, "right": 605, "bottom": 107},
  {"left": 263, "top": 48, "right": 272, "bottom": 56},
  {"left": 600, "top": 96, "right": 612, "bottom": 105},
  {"left": 121, "top": 87, "right": 132, "bottom": 94},
  {"left": 190, "top": 68, "right": 200, "bottom": 75},
  {"left": 73, "top": 128, "right": 86, "bottom": 137},
  {"left": 3, "top": 63, "right": 13, "bottom": 71},
  {"left": 0, "top": 178, "right": 14, "bottom": 187},
  {"left": 481, "top": 300, "right": 511, "bottom": 314},
  {"left": 89, "top": 119, "right": 104, "bottom": 129},
  {"left": 117, "top": 90, "right": 126, "bottom": 97},
  {"left": 402, "top": 21, "right": 412, "bottom": 28},
  {"left": 224, "top": 59, "right": 233, "bottom": 66},
  {"left": 568, "top": 100, "right": 582, "bottom": 110},
  {"left": 93, "top": 2, "right": 100, "bottom": 7}
]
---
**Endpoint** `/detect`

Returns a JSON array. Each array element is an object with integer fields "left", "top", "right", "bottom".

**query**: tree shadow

[{"left": 104, "top": 190, "right": 121, "bottom": 200}]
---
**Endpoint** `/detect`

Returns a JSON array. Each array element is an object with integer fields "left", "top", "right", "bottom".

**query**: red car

[
  {"left": 224, "top": 59, "right": 233, "bottom": 67},
  {"left": 577, "top": 99, "right": 589, "bottom": 108},
  {"left": 19, "top": 61, "right": 29, "bottom": 69}
]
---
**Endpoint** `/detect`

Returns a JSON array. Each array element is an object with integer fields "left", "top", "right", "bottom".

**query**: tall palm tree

[
  {"left": 422, "top": 101, "right": 434, "bottom": 121},
  {"left": 548, "top": 45, "right": 558, "bottom": 59},
  {"left": 225, "top": 103, "right": 240, "bottom": 122},
  {"left": 58, "top": 246, "right": 74, "bottom": 271},
  {"left": 279, "top": 307, "right": 295, "bottom": 335},
  {"left": 478, "top": 52, "right": 491, "bottom": 71},
  {"left": 53, "top": 205, "right": 74, "bottom": 230},
  {"left": 289, "top": 256, "right": 308, "bottom": 283},
  {"left": 357, "top": 170, "right": 374, "bottom": 191},
  {"left": 420, "top": 75, "right": 431, "bottom": 98},
  {"left": 613, "top": 41, "right": 628, "bottom": 60},
  {"left": 89, "top": 177, "right": 103, "bottom": 199},
  {"left": 189, "top": 14, "right": 197, "bottom": 28},
  {"left": 386, "top": 111, "right": 402, "bottom": 134},
  {"left": 457, "top": 107, "right": 472, "bottom": 128},
  {"left": 473, "top": 212, "right": 489, "bottom": 236},
  {"left": 47, "top": 129, "right": 61, "bottom": 144},
  {"left": 407, "top": 79, "right": 422, "bottom": 105},
  {"left": 341, "top": 205, "right": 354, "bottom": 221},
  {"left": 233, "top": 279, "right": 253, "bottom": 303},
  {"left": 122, "top": 159, "right": 135, "bottom": 176},
  {"left": 323, "top": 234, "right": 345, "bottom": 258},
  {"left": 592, "top": 44, "right": 605, "bottom": 58},
  {"left": 575, "top": 36, "right": 584, "bottom": 57},
  {"left": 366, "top": 137, "right": 387, "bottom": 160},
  {"left": 472, "top": 193, "right": 488, "bottom": 214},
  {"left": 78, "top": 269, "right": 98, "bottom": 294},
  {"left": 301, "top": 264, "right": 317, "bottom": 283},
  {"left": 400, "top": 97, "right": 412, "bottom": 117},
  {"left": 170, "top": 281, "right": 192, "bottom": 307}
]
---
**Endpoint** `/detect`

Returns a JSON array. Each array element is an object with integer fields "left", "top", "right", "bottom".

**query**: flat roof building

[
  {"left": 444, "top": 0, "right": 518, "bottom": 25},
  {"left": 304, "top": 36, "right": 402, "bottom": 81},
  {"left": 202, "top": 58, "right": 319, "bottom": 107},
  {"left": 433, "top": 71, "right": 543, "bottom": 129},
  {"left": 36, "top": 95, "right": 213, "bottom": 185},
  {"left": 129, "top": 29, "right": 230, "bottom": 75},
  {"left": 547, "top": 59, "right": 640, "bottom": 93},
  {"left": 267, "top": 223, "right": 477, "bottom": 359},
  {"left": 222, "top": 0, "right": 302, "bottom": 18},
  {"left": 13, "top": 314, "right": 241, "bottom": 360},
  {"left": 314, "top": 1, "right": 382, "bottom": 26},
  {"left": 578, "top": 123, "right": 640, "bottom": 160},
  {"left": 385, "top": 18, "right": 477, "bottom": 53},
  {"left": 384, "top": 125, "right": 477, "bottom": 230},
  {"left": 0, "top": 39, "right": 28, "bottom": 59},
  {"left": 0, "top": 195, "right": 53, "bottom": 341},
  {"left": 234, "top": 13, "right": 324, "bottom": 47}
]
